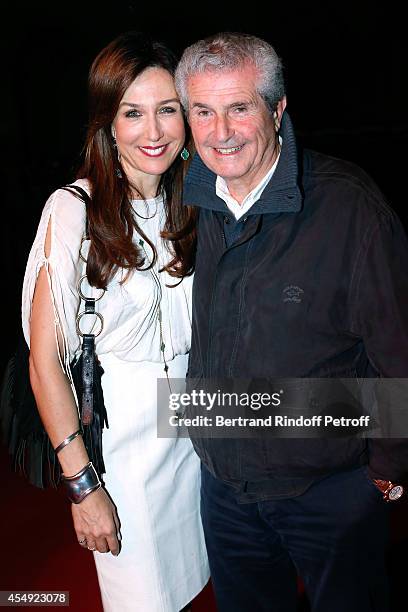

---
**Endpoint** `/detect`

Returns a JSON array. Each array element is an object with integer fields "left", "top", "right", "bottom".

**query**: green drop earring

[{"left": 180, "top": 147, "right": 190, "bottom": 161}]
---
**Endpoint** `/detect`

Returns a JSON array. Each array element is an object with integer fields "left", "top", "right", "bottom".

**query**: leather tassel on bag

[
  {"left": 70, "top": 349, "right": 108, "bottom": 480},
  {"left": 0, "top": 334, "right": 62, "bottom": 488},
  {"left": 0, "top": 328, "right": 108, "bottom": 489}
]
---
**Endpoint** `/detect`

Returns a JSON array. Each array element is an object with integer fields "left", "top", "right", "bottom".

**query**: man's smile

[{"left": 213, "top": 145, "right": 245, "bottom": 156}]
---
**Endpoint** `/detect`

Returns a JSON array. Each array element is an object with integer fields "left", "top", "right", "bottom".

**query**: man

[{"left": 175, "top": 33, "right": 408, "bottom": 611}]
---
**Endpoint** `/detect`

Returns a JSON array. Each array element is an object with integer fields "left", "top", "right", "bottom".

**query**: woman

[{"left": 22, "top": 31, "right": 208, "bottom": 611}]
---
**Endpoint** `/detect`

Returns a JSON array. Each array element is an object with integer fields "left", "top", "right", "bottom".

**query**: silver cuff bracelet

[{"left": 61, "top": 461, "right": 101, "bottom": 504}]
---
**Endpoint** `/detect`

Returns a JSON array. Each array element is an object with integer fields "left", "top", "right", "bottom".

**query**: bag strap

[
  {"left": 60, "top": 184, "right": 104, "bottom": 426},
  {"left": 60, "top": 184, "right": 91, "bottom": 237}
]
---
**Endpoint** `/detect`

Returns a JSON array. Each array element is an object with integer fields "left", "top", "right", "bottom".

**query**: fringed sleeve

[{"left": 21, "top": 182, "right": 89, "bottom": 408}]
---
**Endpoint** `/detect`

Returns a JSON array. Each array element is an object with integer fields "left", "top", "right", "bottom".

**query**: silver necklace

[
  {"left": 138, "top": 238, "right": 172, "bottom": 393},
  {"left": 133, "top": 198, "right": 159, "bottom": 220},
  {"left": 132, "top": 190, "right": 161, "bottom": 220}
]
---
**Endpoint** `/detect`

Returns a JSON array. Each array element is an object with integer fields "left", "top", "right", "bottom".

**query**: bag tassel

[{"left": 70, "top": 353, "right": 108, "bottom": 479}]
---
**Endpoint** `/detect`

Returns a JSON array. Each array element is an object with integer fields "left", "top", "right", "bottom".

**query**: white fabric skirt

[{"left": 93, "top": 353, "right": 209, "bottom": 612}]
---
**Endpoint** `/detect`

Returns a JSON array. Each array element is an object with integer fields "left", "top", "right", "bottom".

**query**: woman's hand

[{"left": 71, "top": 487, "right": 121, "bottom": 555}]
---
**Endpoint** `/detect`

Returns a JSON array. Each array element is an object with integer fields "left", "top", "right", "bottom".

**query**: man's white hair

[{"left": 175, "top": 32, "right": 285, "bottom": 114}]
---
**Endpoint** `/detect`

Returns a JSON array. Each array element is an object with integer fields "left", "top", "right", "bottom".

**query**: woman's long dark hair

[{"left": 78, "top": 31, "right": 196, "bottom": 289}]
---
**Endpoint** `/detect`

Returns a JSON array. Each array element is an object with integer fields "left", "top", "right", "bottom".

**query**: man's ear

[{"left": 274, "top": 96, "right": 287, "bottom": 131}]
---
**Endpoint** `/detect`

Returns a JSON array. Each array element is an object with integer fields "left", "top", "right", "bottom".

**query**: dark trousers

[{"left": 200, "top": 464, "right": 390, "bottom": 612}]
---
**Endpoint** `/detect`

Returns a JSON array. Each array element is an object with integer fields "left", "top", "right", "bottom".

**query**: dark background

[{"left": 0, "top": 2, "right": 406, "bottom": 609}]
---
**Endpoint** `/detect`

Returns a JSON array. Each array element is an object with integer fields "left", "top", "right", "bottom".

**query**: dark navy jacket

[{"left": 183, "top": 112, "right": 408, "bottom": 499}]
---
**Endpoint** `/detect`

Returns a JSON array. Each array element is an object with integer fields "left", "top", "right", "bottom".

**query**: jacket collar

[{"left": 183, "top": 111, "right": 303, "bottom": 215}]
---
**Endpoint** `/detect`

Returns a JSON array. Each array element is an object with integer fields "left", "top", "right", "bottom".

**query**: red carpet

[{"left": 1, "top": 443, "right": 406, "bottom": 611}]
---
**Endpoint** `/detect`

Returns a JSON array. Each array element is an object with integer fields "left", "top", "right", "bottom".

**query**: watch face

[{"left": 389, "top": 485, "right": 404, "bottom": 501}]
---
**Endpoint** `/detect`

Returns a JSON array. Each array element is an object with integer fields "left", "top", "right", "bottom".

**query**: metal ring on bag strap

[
  {"left": 77, "top": 275, "right": 105, "bottom": 301},
  {"left": 76, "top": 275, "right": 105, "bottom": 337},
  {"left": 76, "top": 311, "right": 104, "bottom": 338}
]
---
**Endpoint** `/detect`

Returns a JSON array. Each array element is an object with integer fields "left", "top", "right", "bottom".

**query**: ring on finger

[{"left": 78, "top": 538, "right": 87, "bottom": 545}]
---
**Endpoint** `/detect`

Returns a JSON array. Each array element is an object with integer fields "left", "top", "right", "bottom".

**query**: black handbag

[{"left": 0, "top": 185, "right": 108, "bottom": 488}]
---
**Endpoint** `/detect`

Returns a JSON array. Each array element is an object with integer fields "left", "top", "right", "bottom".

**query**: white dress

[{"left": 21, "top": 180, "right": 209, "bottom": 612}]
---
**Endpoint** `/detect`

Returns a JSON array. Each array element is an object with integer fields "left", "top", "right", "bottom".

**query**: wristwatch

[{"left": 372, "top": 479, "right": 404, "bottom": 502}]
